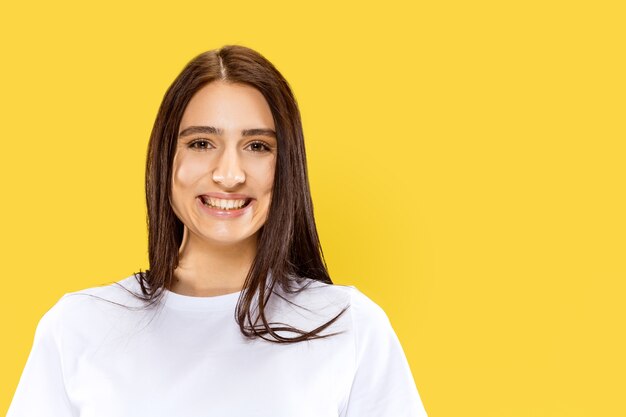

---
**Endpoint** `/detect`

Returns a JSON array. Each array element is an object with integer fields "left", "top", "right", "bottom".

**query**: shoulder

[
  {"left": 58, "top": 273, "right": 143, "bottom": 306},
  {"left": 341, "top": 284, "right": 394, "bottom": 338},
  {"left": 300, "top": 279, "right": 388, "bottom": 317},
  {"left": 276, "top": 277, "right": 390, "bottom": 332},
  {"left": 41, "top": 274, "right": 147, "bottom": 331}
]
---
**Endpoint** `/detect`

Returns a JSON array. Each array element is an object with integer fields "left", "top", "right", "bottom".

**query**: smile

[{"left": 199, "top": 196, "right": 252, "bottom": 210}]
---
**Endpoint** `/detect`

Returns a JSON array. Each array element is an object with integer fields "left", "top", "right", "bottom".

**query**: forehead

[{"left": 179, "top": 81, "right": 275, "bottom": 132}]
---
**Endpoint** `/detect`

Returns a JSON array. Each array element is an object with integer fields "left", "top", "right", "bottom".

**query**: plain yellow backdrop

[{"left": 1, "top": 1, "right": 624, "bottom": 416}]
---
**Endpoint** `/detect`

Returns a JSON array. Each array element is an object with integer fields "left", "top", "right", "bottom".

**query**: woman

[{"left": 7, "top": 45, "right": 428, "bottom": 416}]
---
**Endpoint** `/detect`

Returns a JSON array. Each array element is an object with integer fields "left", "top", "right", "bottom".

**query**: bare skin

[
  {"left": 168, "top": 226, "right": 257, "bottom": 296},
  {"left": 167, "top": 81, "right": 277, "bottom": 297}
]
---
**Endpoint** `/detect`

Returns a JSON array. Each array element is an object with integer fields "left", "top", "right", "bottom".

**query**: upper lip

[{"left": 198, "top": 192, "right": 252, "bottom": 200}]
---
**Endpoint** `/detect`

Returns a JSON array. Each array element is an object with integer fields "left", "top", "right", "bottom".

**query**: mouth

[{"left": 198, "top": 195, "right": 253, "bottom": 211}]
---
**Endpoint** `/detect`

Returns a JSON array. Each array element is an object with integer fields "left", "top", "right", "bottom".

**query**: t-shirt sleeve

[
  {"left": 6, "top": 295, "right": 75, "bottom": 417},
  {"left": 340, "top": 288, "right": 428, "bottom": 417}
]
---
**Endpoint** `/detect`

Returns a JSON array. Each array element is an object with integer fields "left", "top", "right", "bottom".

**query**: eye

[
  {"left": 247, "top": 141, "right": 272, "bottom": 153},
  {"left": 188, "top": 139, "right": 213, "bottom": 150}
]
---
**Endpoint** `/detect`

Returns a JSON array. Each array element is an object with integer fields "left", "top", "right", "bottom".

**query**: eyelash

[{"left": 187, "top": 139, "right": 272, "bottom": 153}]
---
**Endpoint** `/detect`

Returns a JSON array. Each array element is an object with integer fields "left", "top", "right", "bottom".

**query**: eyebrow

[{"left": 178, "top": 125, "right": 276, "bottom": 138}]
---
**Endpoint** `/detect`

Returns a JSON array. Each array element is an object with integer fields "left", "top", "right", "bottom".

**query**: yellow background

[{"left": 1, "top": 1, "right": 624, "bottom": 416}]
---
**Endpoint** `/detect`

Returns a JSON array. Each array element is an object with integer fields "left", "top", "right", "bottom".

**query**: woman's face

[{"left": 170, "top": 81, "right": 277, "bottom": 248}]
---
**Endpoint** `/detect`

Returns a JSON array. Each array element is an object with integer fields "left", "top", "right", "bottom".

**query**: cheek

[
  {"left": 172, "top": 154, "right": 210, "bottom": 192},
  {"left": 249, "top": 158, "right": 276, "bottom": 195}
]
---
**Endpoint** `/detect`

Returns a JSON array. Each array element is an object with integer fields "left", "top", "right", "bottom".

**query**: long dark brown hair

[{"left": 127, "top": 45, "right": 347, "bottom": 343}]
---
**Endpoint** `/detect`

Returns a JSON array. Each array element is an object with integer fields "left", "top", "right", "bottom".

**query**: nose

[{"left": 212, "top": 147, "right": 245, "bottom": 188}]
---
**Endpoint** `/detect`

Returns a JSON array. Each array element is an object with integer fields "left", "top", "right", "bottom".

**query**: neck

[{"left": 169, "top": 227, "right": 258, "bottom": 297}]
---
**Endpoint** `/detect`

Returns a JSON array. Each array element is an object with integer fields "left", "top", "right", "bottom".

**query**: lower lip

[{"left": 196, "top": 197, "right": 253, "bottom": 218}]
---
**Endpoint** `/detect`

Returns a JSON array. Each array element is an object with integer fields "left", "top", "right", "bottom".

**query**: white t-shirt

[{"left": 7, "top": 274, "right": 428, "bottom": 417}]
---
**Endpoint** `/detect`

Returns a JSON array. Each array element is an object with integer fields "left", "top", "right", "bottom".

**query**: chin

[{"left": 202, "top": 233, "right": 257, "bottom": 246}]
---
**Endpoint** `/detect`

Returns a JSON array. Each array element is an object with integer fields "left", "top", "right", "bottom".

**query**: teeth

[{"left": 201, "top": 197, "right": 247, "bottom": 210}]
